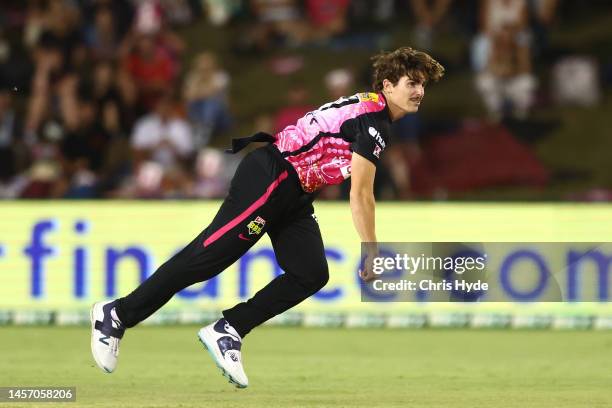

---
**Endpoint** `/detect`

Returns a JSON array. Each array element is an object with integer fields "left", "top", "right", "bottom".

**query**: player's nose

[{"left": 414, "top": 84, "right": 424, "bottom": 98}]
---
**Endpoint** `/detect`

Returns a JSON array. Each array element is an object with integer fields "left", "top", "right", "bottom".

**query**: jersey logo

[
  {"left": 368, "top": 126, "right": 386, "bottom": 149},
  {"left": 321, "top": 156, "right": 349, "bottom": 178},
  {"left": 373, "top": 145, "right": 381, "bottom": 158},
  {"left": 340, "top": 164, "right": 352, "bottom": 179},
  {"left": 247, "top": 216, "right": 266, "bottom": 235},
  {"left": 359, "top": 93, "right": 379, "bottom": 102}
]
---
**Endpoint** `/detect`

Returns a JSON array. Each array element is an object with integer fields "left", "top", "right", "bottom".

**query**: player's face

[{"left": 383, "top": 74, "right": 426, "bottom": 118}]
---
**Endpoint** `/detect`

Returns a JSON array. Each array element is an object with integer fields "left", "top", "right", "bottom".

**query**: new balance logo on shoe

[
  {"left": 197, "top": 318, "right": 248, "bottom": 388},
  {"left": 90, "top": 300, "right": 125, "bottom": 374},
  {"left": 223, "top": 323, "right": 240, "bottom": 341}
]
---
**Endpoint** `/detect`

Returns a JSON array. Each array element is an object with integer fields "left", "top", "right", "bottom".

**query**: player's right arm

[
  {"left": 349, "top": 152, "right": 378, "bottom": 282},
  {"left": 344, "top": 108, "right": 389, "bottom": 282}
]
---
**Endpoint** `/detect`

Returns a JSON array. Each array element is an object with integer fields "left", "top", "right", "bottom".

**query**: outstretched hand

[{"left": 359, "top": 253, "right": 378, "bottom": 282}]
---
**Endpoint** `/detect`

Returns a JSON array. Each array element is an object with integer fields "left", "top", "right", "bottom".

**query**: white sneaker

[
  {"left": 90, "top": 300, "right": 125, "bottom": 373},
  {"left": 197, "top": 318, "right": 248, "bottom": 388}
]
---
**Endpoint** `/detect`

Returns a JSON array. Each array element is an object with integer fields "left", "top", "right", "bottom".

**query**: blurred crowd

[
  {"left": 0, "top": 0, "right": 236, "bottom": 199},
  {"left": 0, "top": 0, "right": 607, "bottom": 200}
]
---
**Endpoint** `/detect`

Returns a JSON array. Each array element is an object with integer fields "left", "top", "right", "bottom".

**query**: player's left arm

[{"left": 349, "top": 152, "right": 378, "bottom": 282}]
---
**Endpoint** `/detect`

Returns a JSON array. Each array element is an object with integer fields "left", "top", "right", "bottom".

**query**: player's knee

[{"left": 302, "top": 262, "right": 329, "bottom": 294}]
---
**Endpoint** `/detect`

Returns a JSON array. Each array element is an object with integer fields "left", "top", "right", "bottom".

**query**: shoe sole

[
  {"left": 197, "top": 327, "right": 247, "bottom": 389},
  {"left": 90, "top": 302, "right": 113, "bottom": 374}
]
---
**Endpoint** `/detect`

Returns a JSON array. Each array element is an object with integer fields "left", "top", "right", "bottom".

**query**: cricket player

[{"left": 90, "top": 46, "right": 444, "bottom": 388}]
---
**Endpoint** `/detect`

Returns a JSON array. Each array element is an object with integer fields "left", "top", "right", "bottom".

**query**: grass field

[{"left": 1, "top": 326, "right": 612, "bottom": 407}]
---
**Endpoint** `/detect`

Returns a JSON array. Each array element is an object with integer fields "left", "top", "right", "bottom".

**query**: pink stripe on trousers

[{"left": 203, "top": 170, "right": 289, "bottom": 247}]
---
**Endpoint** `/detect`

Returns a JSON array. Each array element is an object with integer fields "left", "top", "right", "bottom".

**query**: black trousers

[{"left": 115, "top": 145, "right": 329, "bottom": 337}]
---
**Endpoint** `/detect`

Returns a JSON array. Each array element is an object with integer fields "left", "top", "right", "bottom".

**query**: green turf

[{"left": 1, "top": 326, "right": 611, "bottom": 407}]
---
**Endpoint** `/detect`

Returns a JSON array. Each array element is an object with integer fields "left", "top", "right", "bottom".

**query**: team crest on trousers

[{"left": 247, "top": 216, "right": 266, "bottom": 235}]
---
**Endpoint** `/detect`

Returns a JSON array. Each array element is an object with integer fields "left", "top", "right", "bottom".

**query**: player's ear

[{"left": 382, "top": 79, "right": 394, "bottom": 93}]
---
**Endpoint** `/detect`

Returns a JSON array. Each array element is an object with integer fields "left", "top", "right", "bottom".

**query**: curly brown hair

[{"left": 371, "top": 47, "right": 445, "bottom": 92}]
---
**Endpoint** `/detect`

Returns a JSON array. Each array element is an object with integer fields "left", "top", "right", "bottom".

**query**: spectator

[
  {"left": 158, "top": 0, "right": 196, "bottom": 26},
  {"left": 273, "top": 81, "right": 315, "bottom": 133},
  {"left": 348, "top": 0, "right": 395, "bottom": 26},
  {"left": 71, "top": 62, "right": 133, "bottom": 195},
  {"left": 409, "top": 0, "right": 453, "bottom": 50},
  {"left": 552, "top": 56, "right": 600, "bottom": 107},
  {"left": 132, "top": 0, "right": 164, "bottom": 36},
  {"left": 23, "top": 0, "right": 49, "bottom": 49},
  {"left": 342, "top": 0, "right": 394, "bottom": 50},
  {"left": 82, "top": 0, "right": 134, "bottom": 42},
  {"left": 386, "top": 112, "right": 423, "bottom": 199},
  {"left": 90, "top": 60, "right": 131, "bottom": 126},
  {"left": 25, "top": 0, "right": 85, "bottom": 136},
  {"left": 123, "top": 160, "right": 165, "bottom": 198},
  {"left": 19, "top": 160, "right": 62, "bottom": 198},
  {"left": 0, "top": 22, "right": 34, "bottom": 96},
  {"left": 480, "top": 0, "right": 528, "bottom": 34},
  {"left": 472, "top": 0, "right": 529, "bottom": 72},
  {"left": 58, "top": 95, "right": 115, "bottom": 198},
  {"left": 84, "top": 5, "right": 122, "bottom": 61},
  {"left": 203, "top": 0, "right": 243, "bottom": 26},
  {"left": 191, "top": 148, "right": 230, "bottom": 198},
  {"left": 247, "top": 0, "right": 310, "bottom": 50},
  {"left": 130, "top": 93, "right": 195, "bottom": 170},
  {"left": 119, "top": 32, "right": 178, "bottom": 112},
  {"left": 18, "top": 117, "right": 65, "bottom": 198},
  {"left": 0, "top": 85, "right": 28, "bottom": 198},
  {"left": 324, "top": 68, "right": 355, "bottom": 100},
  {"left": 116, "top": 1, "right": 185, "bottom": 112},
  {"left": 528, "top": 0, "right": 559, "bottom": 59},
  {"left": 475, "top": 23, "right": 537, "bottom": 120},
  {"left": 305, "top": 0, "right": 351, "bottom": 43},
  {"left": 114, "top": 158, "right": 192, "bottom": 199},
  {"left": 183, "top": 51, "right": 232, "bottom": 146}
]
